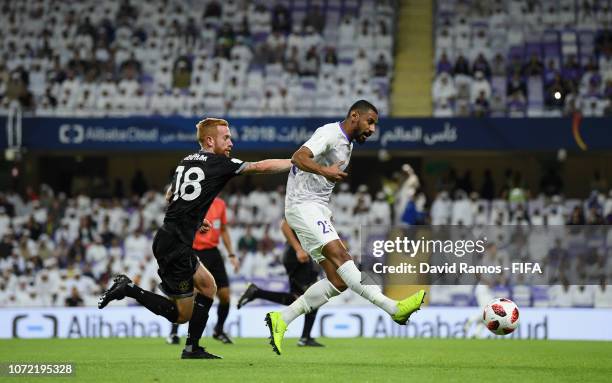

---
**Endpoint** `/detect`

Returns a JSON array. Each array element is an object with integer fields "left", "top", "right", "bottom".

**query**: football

[{"left": 482, "top": 298, "right": 520, "bottom": 335}]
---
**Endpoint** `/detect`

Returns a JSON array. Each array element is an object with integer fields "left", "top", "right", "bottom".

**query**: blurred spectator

[
  {"left": 472, "top": 54, "right": 491, "bottom": 78},
  {"left": 472, "top": 90, "right": 490, "bottom": 117},
  {"left": 523, "top": 54, "right": 544, "bottom": 76},
  {"left": 594, "top": 277, "right": 612, "bottom": 308},
  {"left": 65, "top": 286, "right": 84, "bottom": 307},
  {"left": 543, "top": 60, "right": 559, "bottom": 85},
  {"left": 507, "top": 91, "right": 526, "bottom": 117},
  {"left": 430, "top": 191, "right": 451, "bottom": 225},
  {"left": 470, "top": 71, "right": 491, "bottom": 102},
  {"left": 568, "top": 206, "right": 586, "bottom": 225},
  {"left": 302, "top": 5, "right": 325, "bottom": 34},
  {"left": 432, "top": 72, "right": 457, "bottom": 105},
  {"left": 491, "top": 54, "right": 506, "bottom": 76},
  {"left": 238, "top": 226, "right": 258, "bottom": 254},
  {"left": 548, "top": 278, "right": 573, "bottom": 307},
  {"left": 507, "top": 72, "right": 527, "bottom": 98},
  {"left": 562, "top": 55, "right": 582, "bottom": 86},
  {"left": 374, "top": 54, "right": 390, "bottom": 77},
  {"left": 300, "top": 47, "right": 320, "bottom": 76},
  {"left": 453, "top": 55, "right": 471, "bottom": 77},
  {"left": 124, "top": 228, "right": 150, "bottom": 266},
  {"left": 323, "top": 47, "right": 338, "bottom": 66},
  {"left": 570, "top": 285, "right": 595, "bottom": 307},
  {"left": 433, "top": 99, "right": 454, "bottom": 117},
  {"left": 437, "top": 52, "right": 453, "bottom": 74},
  {"left": 204, "top": 1, "right": 222, "bottom": 19},
  {"left": 272, "top": 2, "right": 292, "bottom": 34},
  {"left": 352, "top": 49, "right": 371, "bottom": 78}
]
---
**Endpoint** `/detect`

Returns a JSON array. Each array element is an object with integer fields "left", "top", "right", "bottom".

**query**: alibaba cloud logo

[
  {"left": 12, "top": 314, "right": 58, "bottom": 338},
  {"left": 59, "top": 124, "right": 85, "bottom": 144}
]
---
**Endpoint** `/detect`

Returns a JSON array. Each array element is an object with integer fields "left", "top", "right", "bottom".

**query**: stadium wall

[{"left": 2, "top": 306, "right": 611, "bottom": 341}]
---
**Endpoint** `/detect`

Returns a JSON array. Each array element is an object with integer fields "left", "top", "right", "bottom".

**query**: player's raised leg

[
  {"left": 181, "top": 263, "right": 222, "bottom": 359},
  {"left": 238, "top": 283, "right": 296, "bottom": 308},
  {"left": 268, "top": 239, "right": 424, "bottom": 354},
  {"left": 100, "top": 225, "right": 200, "bottom": 324},
  {"left": 98, "top": 274, "right": 187, "bottom": 323},
  {"left": 323, "top": 240, "right": 426, "bottom": 325}
]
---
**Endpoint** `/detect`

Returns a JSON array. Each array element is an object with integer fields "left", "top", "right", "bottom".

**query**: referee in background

[{"left": 167, "top": 197, "right": 239, "bottom": 345}]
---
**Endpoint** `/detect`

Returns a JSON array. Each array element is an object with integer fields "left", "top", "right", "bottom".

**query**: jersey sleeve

[
  {"left": 219, "top": 156, "right": 248, "bottom": 178},
  {"left": 302, "top": 126, "right": 333, "bottom": 157}
]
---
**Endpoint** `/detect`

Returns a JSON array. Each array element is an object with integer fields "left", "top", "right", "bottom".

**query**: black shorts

[
  {"left": 282, "top": 247, "right": 319, "bottom": 295},
  {"left": 195, "top": 247, "right": 229, "bottom": 288},
  {"left": 152, "top": 224, "right": 199, "bottom": 299}
]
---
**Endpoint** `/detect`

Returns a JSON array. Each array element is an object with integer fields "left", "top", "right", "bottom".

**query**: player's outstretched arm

[
  {"left": 292, "top": 146, "right": 347, "bottom": 182},
  {"left": 241, "top": 159, "right": 292, "bottom": 174}
]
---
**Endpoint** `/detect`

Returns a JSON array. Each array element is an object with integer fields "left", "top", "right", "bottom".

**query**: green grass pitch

[{"left": 1, "top": 337, "right": 611, "bottom": 382}]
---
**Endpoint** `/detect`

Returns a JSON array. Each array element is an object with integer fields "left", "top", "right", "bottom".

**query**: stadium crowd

[
  {"left": 433, "top": 0, "right": 612, "bottom": 117},
  {"left": 1, "top": 165, "right": 611, "bottom": 309},
  {"left": 0, "top": 0, "right": 395, "bottom": 117}
]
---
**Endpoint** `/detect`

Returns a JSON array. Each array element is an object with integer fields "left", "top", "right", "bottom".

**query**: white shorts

[{"left": 285, "top": 203, "right": 340, "bottom": 263}]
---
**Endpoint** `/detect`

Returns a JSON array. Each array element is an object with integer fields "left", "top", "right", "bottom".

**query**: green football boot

[
  {"left": 265, "top": 311, "right": 287, "bottom": 355},
  {"left": 391, "top": 289, "right": 426, "bottom": 325}
]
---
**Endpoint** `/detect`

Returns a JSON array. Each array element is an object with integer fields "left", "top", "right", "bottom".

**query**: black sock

[
  {"left": 253, "top": 289, "right": 296, "bottom": 305},
  {"left": 215, "top": 303, "right": 230, "bottom": 334},
  {"left": 185, "top": 294, "right": 213, "bottom": 350},
  {"left": 125, "top": 283, "right": 178, "bottom": 323},
  {"left": 301, "top": 309, "right": 318, "bottom": 339},
  {"left": 170, "top": 323, "right": 179, "bottom": 336}
]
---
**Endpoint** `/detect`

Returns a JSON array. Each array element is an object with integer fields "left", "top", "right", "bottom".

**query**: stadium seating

[
  {"left": 433, "top": 0, "right": 612, "bottom": 117},
  {"left": 1, "top": 181, "right": 611, "bottom": 308},
  {"left": 0, "top": 0, "right": 397, "bottom": 117}
]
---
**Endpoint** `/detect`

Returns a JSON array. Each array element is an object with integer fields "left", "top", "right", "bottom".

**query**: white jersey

[{"left": 285, "top": 122, "right": 353, "bottom": 209}]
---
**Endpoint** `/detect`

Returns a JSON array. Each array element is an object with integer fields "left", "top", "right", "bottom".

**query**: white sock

[
  {"left": 336, "top": 260, "right": 397, "bottom": 315},
  {"left": 280, "top": 279, "right": 341, "bottom": 325}
]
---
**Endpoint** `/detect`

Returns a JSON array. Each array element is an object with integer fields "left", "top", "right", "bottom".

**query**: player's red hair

[{"left": 196, "top": 118, "right": 228, "bottom": 145}]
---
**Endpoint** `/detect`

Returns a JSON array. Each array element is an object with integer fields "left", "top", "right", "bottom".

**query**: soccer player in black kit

[
  {"left": 98, "top": 118, "right": 291, "bottom": 359},
  {"left": 237, "top": 219, "right": 323, "bottom": 347}
]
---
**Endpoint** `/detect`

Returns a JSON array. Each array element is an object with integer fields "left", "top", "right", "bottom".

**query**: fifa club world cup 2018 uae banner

[{"left": 1, "top": 117, "right": 611, "bottom": 151}]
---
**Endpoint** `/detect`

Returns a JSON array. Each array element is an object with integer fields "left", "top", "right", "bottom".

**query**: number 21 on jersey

[
  {"left": 172, "top": 165, "right": 205, "bottom": 201},
  {"left": 317, "top": 220, "right": 334, "bottom": 234}
]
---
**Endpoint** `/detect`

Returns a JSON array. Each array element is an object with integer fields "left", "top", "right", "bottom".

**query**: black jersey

[{"left": 164, "top": 150, "right": 246, "bottom": 245}]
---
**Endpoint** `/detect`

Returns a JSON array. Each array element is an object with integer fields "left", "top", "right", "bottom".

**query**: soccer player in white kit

[{"left": 265, "top": 100, "right": 426, "bottom": 355}]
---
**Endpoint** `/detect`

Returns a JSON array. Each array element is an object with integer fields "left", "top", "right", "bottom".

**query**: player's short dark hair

[{"left": 347, "top": 100, "right": 378, "bottom": 118}]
